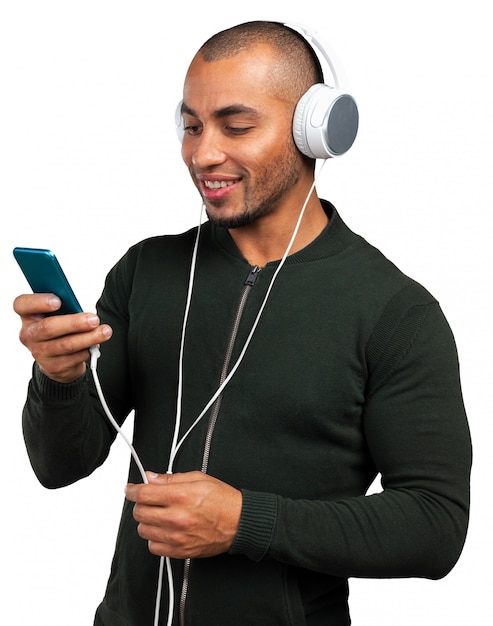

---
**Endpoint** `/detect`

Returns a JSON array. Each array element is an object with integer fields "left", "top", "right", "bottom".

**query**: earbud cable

[
  {"left": 89, "top": 160, "right": 326, "bottom": 626},
  {"left": 168, "top": 161, "right": 326, "bottom": 468}
]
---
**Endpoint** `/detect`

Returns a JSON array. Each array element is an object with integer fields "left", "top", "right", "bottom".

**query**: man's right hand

[{"left": 13, "top": 293, "right": 113, "bottom": 384}]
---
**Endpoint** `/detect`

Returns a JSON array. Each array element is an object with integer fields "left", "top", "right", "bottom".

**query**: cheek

[
  {"left": 266, "top": 123, "right": 298, "bottom": 161},
  {"left": 181, "top": 144, "right": 200, "bottom": 185},
  {"left": 245, "top": 136, "right": 294, "bottom": 172},
  {"left": 253, "top": 133, "right": 301, "bottom": 175}
]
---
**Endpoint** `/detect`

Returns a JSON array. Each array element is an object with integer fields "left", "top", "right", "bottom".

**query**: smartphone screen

[{"left": 13, "top": 247, "right": 83, "bottom": 314}]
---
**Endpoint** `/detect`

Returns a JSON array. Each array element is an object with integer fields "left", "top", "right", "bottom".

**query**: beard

[{"left": 204, "top": 139, "right": 303, "bottom": 229}]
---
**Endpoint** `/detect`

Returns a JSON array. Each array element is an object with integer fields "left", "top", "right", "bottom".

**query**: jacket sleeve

[
  {"left": 21, "top": 253, "right": 135, "bottom": 490},
  {"left": 230, "top": 298, "right": 472, "bottom": 580},
  {"left": 22, "top": 365, "right": 117, "bottom": 488}
]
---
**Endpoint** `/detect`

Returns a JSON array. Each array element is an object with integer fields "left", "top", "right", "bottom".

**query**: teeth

[{"left": 204, "top": 180, "right": 235, "bottom": 189}]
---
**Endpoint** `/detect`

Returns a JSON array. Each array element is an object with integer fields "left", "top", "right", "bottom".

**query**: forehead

[{"left": 182, "top": 45, "right": 282, "bottom": 114}]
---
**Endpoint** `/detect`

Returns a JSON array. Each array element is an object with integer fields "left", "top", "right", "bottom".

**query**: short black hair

[{"left": 197, "top": 21, "right": 324, "bottom": 104}]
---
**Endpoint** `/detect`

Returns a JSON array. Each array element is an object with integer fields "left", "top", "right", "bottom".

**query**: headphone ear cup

[
  {"left": 293, "top": 84, "right": 359, "bottom": 159},
  {"left": 175, "top": 100, "right": 185, "bottom": 143}
]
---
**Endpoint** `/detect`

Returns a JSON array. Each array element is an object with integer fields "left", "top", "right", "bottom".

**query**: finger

[
  {"left": 130, "top": 471, "right": 212, "bottom": 505},
  {"left": 146, "top": 537, "right": 192, "bottom": 559},
  {"left": 147, "top": 540, "right": 175, "bottom": 558},
  {"left": 125, "top": 481, "right": 188, "bottom": 508},
  {"left": 137, "top": 522, "right": 189, "bottom": 551},
  {"left": 14, "top": 293, "right": 62, "bottom": 316},
  {"left": 145, "top": 471, "right": 171, "bottom": 485},
  {"left": 145, "top": 470, "right": 206, "bottom": 485},
  {"left": 135, "top": 516, "right": 196, "bottom": 559},
  {"left": 26, "top": 312, "right": 100, "bottom": 341},
  {"left": 125, "top": 483, "right": 167, "bottom": 506},
  {"left": 22, "top": 315, "right": 111, "bottom": 354},
  {"left": 125, "top": 483, "right": 141, "bottom": 503},
  {"left": 125, "top": 471, "right": 202, "bottom": 501},
  {"left": 132, "top": 501, "right": 177, "bottom": 528}
]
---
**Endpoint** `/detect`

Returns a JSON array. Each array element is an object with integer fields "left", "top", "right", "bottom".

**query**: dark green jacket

[{"left": 23, "top": 202, "right": 471, "bottom": 625}]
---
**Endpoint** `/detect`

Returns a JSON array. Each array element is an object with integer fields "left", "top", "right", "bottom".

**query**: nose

[{"left": 186, "top": 126, "right": 227, "bottom": 170}]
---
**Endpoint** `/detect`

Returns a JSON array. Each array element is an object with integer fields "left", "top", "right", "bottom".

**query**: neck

[{"left": 228, "top": 193, "right": 328, "bottom": 267}]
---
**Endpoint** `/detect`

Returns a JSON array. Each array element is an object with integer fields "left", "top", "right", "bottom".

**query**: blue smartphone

[{"left": 13, "top": 247, "right": 83, "bottom": 314}]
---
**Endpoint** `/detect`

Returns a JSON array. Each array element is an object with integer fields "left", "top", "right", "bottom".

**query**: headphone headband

[{"left": 283, "top": 22, "right": 348, "bottom": 91}]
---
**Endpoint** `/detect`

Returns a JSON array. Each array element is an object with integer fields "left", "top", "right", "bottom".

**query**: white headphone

[
  {"left": 175, "top": 22, "right": 358, "bottom": 159},
  {"left": 287, "top": 22, "right": 359, "bottom": 158}
]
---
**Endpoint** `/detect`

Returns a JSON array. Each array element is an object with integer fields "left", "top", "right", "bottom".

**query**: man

[{"left": 14, "top": 21, "right": 471, "bottom": 626}]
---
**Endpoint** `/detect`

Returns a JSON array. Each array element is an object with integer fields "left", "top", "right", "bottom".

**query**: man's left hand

[{"left": 125, "top": 471, "right": 242, "bottom": 559}]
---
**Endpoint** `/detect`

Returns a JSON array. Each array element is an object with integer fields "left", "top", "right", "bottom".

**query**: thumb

[
  {"left": 145, "top": 471, "right": 172, "bottom": 485},
  {"left": 145, "top": 470, "right": 206, "bottom": 485}
]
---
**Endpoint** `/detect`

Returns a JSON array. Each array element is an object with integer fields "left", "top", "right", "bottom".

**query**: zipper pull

[{"left": 245, "top": 265, "right": 261, "bottom": 286}]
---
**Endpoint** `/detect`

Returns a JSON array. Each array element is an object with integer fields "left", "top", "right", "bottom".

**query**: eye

[
  {"left": 225, "top": 125, "right": 252, "bottom": 136},
  {"left": 183, "top": 124, "right": 202, "bottom": 136},
  {"left": 181, "top": 114, "right": 202, "bottom": 136}
]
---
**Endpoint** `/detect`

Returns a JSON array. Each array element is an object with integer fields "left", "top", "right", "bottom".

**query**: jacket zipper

[{"left": 178, "top": 265, "right": 262, "bottom": 626}]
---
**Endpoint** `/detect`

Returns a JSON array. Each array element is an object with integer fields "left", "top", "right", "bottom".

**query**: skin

[
  {"left": 180, "top": 43, "right": 328, "bottom": 267},
  {"left": 13, "top": 293, "right": 112, "bottom": 383},
  {"left": 126, "top": 471, "right": 242, "bottom": 559},
  {"left": 13, "top": 42, "right": 329, "bottom": 559}
]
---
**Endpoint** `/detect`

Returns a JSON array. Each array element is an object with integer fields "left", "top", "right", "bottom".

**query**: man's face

[{"left": 180, "top": 44, "right": 307, "bottom": 229}]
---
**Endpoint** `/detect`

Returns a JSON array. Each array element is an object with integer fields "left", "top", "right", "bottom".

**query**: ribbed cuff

[
  {"left": 229, "top": 489, "right": 278, "bottom": 562},
  {"left": 33, "top": 362, "right": 87, "bottom": 403}
]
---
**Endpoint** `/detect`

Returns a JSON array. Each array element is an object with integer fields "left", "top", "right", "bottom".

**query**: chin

[{"left": 206, "top": 209, "right": 260, "bottom": 230}]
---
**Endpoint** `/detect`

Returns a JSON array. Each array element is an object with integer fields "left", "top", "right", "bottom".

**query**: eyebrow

[{"left": 181, "top": 102, "right": 261, "bottom": 119}]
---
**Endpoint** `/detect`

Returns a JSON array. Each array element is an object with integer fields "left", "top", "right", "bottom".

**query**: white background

[{"left": 1, "top": 1, "right": 491, "bottom": 624}]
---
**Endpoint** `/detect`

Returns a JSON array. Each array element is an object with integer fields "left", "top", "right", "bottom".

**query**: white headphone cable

[
  {"left": 168, "top": 161, "right": 326, "bottom": 469},
  {"left": 89, "top": 161, "right": 325, "bottom": 625},
  {"left": 167, "top": 203, "right": 206, "bottom": 475},
  {"left": 89, "top": 204, "right": 206, "bottom": 626},
  {"left": 90, "top": 346, "right": 148, "bottom": 484},
  {"left": 163, "top": 202, "right": 205, "bottom": 626},
  {"left": 89, "top": 348, "right": 165, "bottom": 625}
]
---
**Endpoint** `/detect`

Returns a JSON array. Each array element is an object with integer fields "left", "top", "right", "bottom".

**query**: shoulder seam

[{"left": 365, "top": 283, "right": 437, "bottom": 393}]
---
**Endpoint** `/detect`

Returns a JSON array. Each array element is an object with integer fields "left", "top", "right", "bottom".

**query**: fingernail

[
  {"left": 86, "top": 314, "right": 99, "bottom": 327},
  {"left": 101, "top": 325, "right": 113, "bottom": 338}
]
